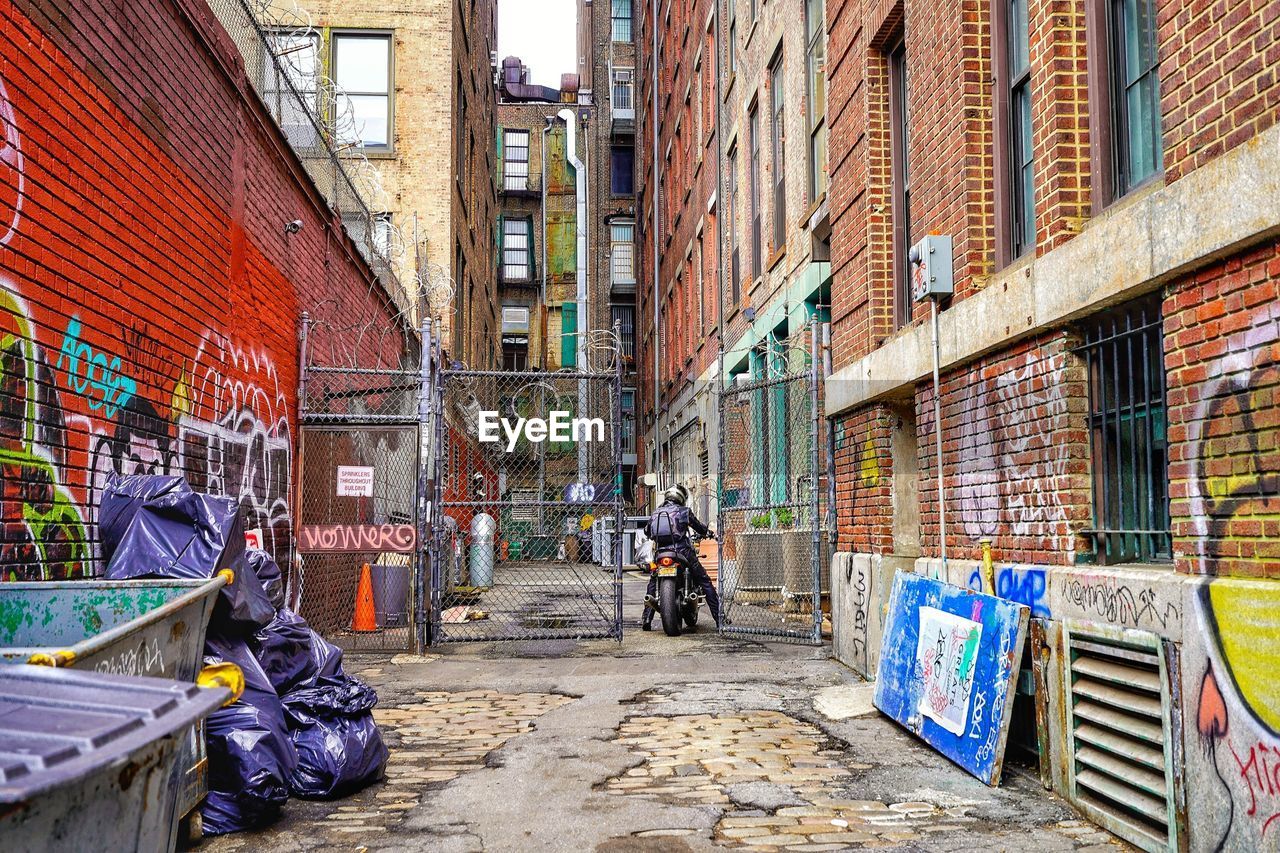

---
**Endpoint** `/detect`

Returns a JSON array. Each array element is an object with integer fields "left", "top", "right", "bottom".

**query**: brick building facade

[
  {"left": 265, "top": 0, "right": 500, "bottom": 369},
  {"left": 0, "top": 0, "right": 411, "bottom": 580},
  {"left": 580, "top": 0, "right": 642, "bottom": 493},
  {"left": 823, "top": 0, "right": 1280, "bottom": 849}
]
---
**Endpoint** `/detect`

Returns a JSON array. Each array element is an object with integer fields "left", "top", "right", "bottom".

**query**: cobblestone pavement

[{"left": 203, "top": 575, "right": 1131, "bottom": 852}]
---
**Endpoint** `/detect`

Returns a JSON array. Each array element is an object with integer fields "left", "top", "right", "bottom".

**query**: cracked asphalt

[{"left": 205, "top": 578, "right": 1130, "bottom": 853}]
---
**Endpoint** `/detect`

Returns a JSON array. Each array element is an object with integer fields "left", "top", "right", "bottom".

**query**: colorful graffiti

[
  {"left": 298, "top": 524, "right": 416, "bottom": 553},
  {"left": 0, "top": 73, "right": 24, "bottom": 246},
  {"left": 953, "top": 348, "right": 1075, "bottom": 557},
  {"left": 1185, "top": 303, "right": 1280, "bottom": 577},
  {"left": 56, "top": 317, "right": 138, "bottom": 418},
  {"left": 966, "top": 565, "right": 1050, "bottom": 618},
  {"left": 1195, "top": 579, "right": 1280, "bottom": 850}
]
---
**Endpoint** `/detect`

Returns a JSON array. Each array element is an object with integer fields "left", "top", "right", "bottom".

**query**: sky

[{"left": 498, "top": 0, "right": 577, "bottom": 89}]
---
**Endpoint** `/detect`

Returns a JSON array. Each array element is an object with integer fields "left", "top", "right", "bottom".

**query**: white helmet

[{"left": 663, "top": 484, "right": 689, "bottom": 506}]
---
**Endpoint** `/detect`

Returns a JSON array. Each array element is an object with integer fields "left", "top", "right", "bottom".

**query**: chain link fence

[
  {"left": 429, "top": 363, "right": 624, "bottom": 643},
  {"left": 717, "top": 323, "right": 829, "bottom": 644}
]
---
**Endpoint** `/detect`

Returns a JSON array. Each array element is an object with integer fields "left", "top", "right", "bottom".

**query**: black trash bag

[
  {"left": 98, "top": 474, "right": 192, "bottom": 562},
  {"left": 282, "top": 676, "right": 388, "bottom": 799},
  {"left": 245, "top": 547, "right": 285, "bottom": 611},
  {"left": 253, "top": 608, "right": 344, "bottom": 694},
  {"left": 200, "top": 634, "right": 297, "bottom": 835},
  {"left": 105, "top": 486, "right": 274, "bottom": 633}
]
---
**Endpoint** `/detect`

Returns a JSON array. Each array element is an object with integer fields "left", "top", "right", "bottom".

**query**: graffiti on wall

[
  {"left": 1059, "top": 573, "right": 1180, "bottom": 631},
  {"left": 0, "top": 71, "right": 293, "bottom": 579},
  {"left": 953, "top": 350, "right": 1074, "bottom": 555},
  {"left": 966, "top": 565, "right": 1050, "bottom": 619},
  {"left": 1185, "top": 305, "right": 1280, "bottom": 576},
  {"left": 1196, "top": 580, "right": 1280, "bottom": 849}
]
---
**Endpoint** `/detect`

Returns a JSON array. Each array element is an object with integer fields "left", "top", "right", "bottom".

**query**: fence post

[
  {"left": 614, "top": 320, "right": 625, "bottom": 640},
  {"left": 414, "top": 316, "right": 433, "bottom": 654},
  {"left": 810, "top": 319, "right": 822, "bottom": 644},
  {"left": 716, "top": 344, "right": 726, "bottom": 632}
]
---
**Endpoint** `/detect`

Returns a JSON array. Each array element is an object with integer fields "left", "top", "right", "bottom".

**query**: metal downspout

[{"left": 558, "top": 107, "right": 590, "bottom": 485}]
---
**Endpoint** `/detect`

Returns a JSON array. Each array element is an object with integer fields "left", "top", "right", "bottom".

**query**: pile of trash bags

[{"left": 101, "top": 475, "right": 389, "bottom": 835}]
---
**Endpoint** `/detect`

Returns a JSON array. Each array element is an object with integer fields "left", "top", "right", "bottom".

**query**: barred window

[
  {"left": 611, "top": 222, "right": 635, "bottom": 285},
  {"left": 502, "top": 218, "right": 531, "bottom": 280},
  {"left": 503, "top": 129, "right": 529, "bottom": 191},
  {"left": 1078, "top": 293, "right": 1170, "bottom": 563},
  {"left": 612, "top": 0, "right": 632, "bottom": 42},
  {"left": 612, "top": 69, "right": 635, "bottom": 118}
]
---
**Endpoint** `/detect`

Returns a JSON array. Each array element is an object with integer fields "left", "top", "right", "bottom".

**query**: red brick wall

[
  {"left": 1159, "top": 0, "right": 1280, "bottom": 184},
  {"left": 0, "top": 0, "right": 407, "bottom": 580},
  {"left": 915, "top": 333, "right": 1091, "bottom": 566},
  {"left": 833, "top": 405, "right": 896, "bottom": 553},
  {"left": 1166, "top": 237, "right": 1280, "bottom": 579}
]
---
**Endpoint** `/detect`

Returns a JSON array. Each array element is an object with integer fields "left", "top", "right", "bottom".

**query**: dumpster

[
  {"left": 0, "top": 574, "right": 229, "bottom": 832},
  {"left": 0, "top": 664, "right": 230, "bottom": 852}
]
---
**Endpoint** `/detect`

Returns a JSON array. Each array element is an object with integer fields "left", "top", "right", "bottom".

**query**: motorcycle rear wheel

[{"left": 658, "top": 577, "right": 682, "bottom": 636}]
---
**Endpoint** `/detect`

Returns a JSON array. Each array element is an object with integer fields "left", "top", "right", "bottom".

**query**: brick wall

[
  {"left": 0, "top": 0, "right": 407, "bottom": 580},
  {"left": 832, "top": 405, "right": 896, "bottom": 553},
  {"left": 1160, "top": 0, "right": 1280, "bottom": 184},
  {"left": 915, "top": 333, "right": 1091, "bottom": 566},
  {"left": 1166, "top": 236, "right": 1280, "bottom": 579}
]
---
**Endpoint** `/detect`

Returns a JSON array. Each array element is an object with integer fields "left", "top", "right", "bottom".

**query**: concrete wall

[{"left": 0, "top": 0, "right": 409, "bottom": 580}]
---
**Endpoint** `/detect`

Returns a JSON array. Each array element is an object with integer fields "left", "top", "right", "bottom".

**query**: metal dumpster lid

[{"left": 0, "top": 665, "right": 228, "bottom": 802}]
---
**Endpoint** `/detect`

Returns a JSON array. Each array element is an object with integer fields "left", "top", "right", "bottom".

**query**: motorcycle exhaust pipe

[{"left": 643, "top": 594, "right": 658, "bottom": 612}]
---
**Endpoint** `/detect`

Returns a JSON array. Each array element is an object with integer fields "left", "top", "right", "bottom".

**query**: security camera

[{"left": 284, "top": 219, "right": 303, "bottom": 234}]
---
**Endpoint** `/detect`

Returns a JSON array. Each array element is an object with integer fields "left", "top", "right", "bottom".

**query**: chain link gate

[
  {"left": 427, "top": 358, "right": 625, "bottom": 643},
  {"left": 294, "top": 313, "right": 430, "bottom": 654},
  {"left": 716, "top": 321, "right": 829, "bottom": 644}
]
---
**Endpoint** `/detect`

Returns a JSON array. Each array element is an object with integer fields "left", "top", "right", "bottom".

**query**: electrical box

[{"left": 910, "top": 234, "right": 954, "bottom": 303}]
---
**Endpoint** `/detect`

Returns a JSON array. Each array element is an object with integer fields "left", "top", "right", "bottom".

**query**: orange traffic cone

[{"left": 352, "top": 563, "right": 378, "bottom": 632}]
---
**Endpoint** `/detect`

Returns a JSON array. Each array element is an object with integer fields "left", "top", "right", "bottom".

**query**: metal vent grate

[{"left": 1065, "top": 626, "right": 1178, "bottom": 853}]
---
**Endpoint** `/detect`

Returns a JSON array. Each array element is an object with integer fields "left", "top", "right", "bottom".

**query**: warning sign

[{"left": 336, "top": 466, "right": 374, "bottom": 497}]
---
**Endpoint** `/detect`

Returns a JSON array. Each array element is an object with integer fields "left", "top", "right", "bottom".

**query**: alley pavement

[{"left": 205, "top": 573, "right": 1130, "bottom": 852}]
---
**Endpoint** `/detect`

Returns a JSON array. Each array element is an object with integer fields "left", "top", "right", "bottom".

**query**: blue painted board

[{"left": 873, "top": 571, "right": 1030, "bottom": 785}]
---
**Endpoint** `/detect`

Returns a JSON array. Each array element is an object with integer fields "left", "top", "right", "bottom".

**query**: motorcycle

[{"left": 644, "top": 533, "right": 713, "bottom": 637}]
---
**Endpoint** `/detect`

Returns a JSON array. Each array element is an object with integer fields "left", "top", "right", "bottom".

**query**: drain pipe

[
  {"left": 651, "top": 0, "right": 662, "bottom": 486},
  {"left": 558, "top": 107, "right": 589, "bottom": 485}
]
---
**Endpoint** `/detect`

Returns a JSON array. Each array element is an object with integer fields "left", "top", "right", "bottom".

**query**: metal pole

[
  {"left": 293, "top": 312, "right": 311, "bottom": 606},
  {"left": 651, "top": 0, "right": 662, "bottom": 484},
  {"left": 809, "top": 320, "right": 822, "bottom": 644},
  {"left": 558, "top": 107, "right": 590, "bottom": 485},
  {"left": 614, "top": 320, "right": 625, "bottom": 641},
  {"left": 931, "top": 298, "right": 948, "bottom": 572},
  {"left": 415, "top": 315, "right": 433, "bottom": 654},
  {"left": 713, "top": 0, "right": 727, "bottom": 632},
  {"left": 541, "top": 118, "right": 551, "bottom": 370},
  {"left": 429, "top": 317, "right": 447, "bottom": 645},
  {"left": 822, "top": 322, "right": 836, "bottom": 547}
]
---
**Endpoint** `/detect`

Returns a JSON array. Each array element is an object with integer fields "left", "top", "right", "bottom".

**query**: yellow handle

[
  {"left": 28, "top": 649, "right": 76, "bottom": 667},
  {"left": 217, "top": 568, "right": 235, "bottom": 586},
  {"left": 197, "top": 663, "right": 245, "bottom": 706}
]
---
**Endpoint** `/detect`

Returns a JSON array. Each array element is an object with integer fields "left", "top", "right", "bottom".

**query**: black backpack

[{"left": 648, "top": 505, "right": 688, "bottom": 546}]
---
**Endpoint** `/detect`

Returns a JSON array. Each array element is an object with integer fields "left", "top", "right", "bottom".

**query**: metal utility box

[
  {"left": 0, "top": 576, "right": 227, "bottom": 827},
  {"left": 910, "top": 234, "right": 954, "bottom": 302},
  {"left": 0, "top": 664, "right": 229, "bottom": 852}
]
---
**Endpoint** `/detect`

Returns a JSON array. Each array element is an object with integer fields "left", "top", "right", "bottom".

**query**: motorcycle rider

[{"left": 641, "top": 484, "right": 721, "bottom": 631}]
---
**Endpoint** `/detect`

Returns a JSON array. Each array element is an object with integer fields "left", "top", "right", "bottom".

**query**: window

[
  {"left": 612, "top": 304, "right": 635, "bottom": 360},
  {"left": 748, "top": 105, "right": 762, "bottom": 280},
  {"left": 502, "top": 217, "right": 531, "bottom": 280},
  {"left": 612, "top": 69, "right": 635, "bottom": 119},
  {"left": 611, "top": 145, "right": 635, "bottom": 195},
  {"left": 611, "top": 221, "right": 636, "bottom": 285},
  {"left": 1077, "top": 294, "right": 1169, "bottom": 563},
  {"left": 1088, "top": 0, "right": 1162, "bottom": 205},
  {"left": 995, "top": 0, "right": 1034, "bottom": 263},
  {"left": 805, "top": 0, "right": 828, "bottom": 201},
  {"left": 769, "top": 54, "right": 787, "bottom": 252},
  {"left": 729, "top": 144, "right": 741, "bottom": 303},
  {"left": 1110, "top": 0, "right": 1162, "bottom": 193},
  {"left": 612, "top": 0, "right": 633, "bottom": 42},
  {"left": 561, "top": 302, "right": 578, "bottom": 368},
  {"left": 621, "top": 389, "right": 637, "bottom": 454},
  {"left": 332, "top": 32, "right": 392, "bottom": 150},
  {"left": 501, "top": 307, "right": 529, "bottom": 371},
  {"left": 503, "top": 129, "right": 529, "bottom": 191},
  {"left": 264, "top": 30, "right": 320, "bottom": 148},
  {"left": 888, "top": 39, "right": 911, "bottom": 328}
]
